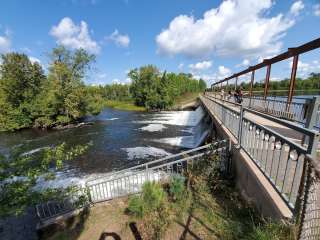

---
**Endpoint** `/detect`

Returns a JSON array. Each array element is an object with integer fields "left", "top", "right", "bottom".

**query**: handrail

[
  {"left": 201, "top": 94, "right": 319, "bottom": 212},
  {"left": 205, "top": 94, "right": 316, "bottom": 138},
  {"left": 36, "top": 139, "right": 229, "bottom": 222},
  {"left": 212, "top": 38, "right": 320, "bottom": 85},
  {"left": 86, "top": 141, "right": 225, "bottom": 184}
]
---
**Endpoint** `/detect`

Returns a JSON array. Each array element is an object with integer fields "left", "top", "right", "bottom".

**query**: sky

[{"left": 0, "top": 0, "right": 319, "bottom": 86}]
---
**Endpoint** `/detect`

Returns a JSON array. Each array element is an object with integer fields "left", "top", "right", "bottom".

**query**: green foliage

[
  {"left": 0, "top": 47, "right": 98, "bottom": 131},
  {"left": 0, "top": 142, "right": 90, "bottom": 216},
  {"left": 127, "top": 195, "right": 144, "bottom": 218},
  {"left": 245, "top": 221, "right": 293, "bottom": 240},
  {"left": 129, "top": 65, "right": 206, "bottom": 110},
  {"left": 127, "top": 182, "right": 171, "bottom": 239},
  {"left": 238, "top": 72, "right": 320, "bottom": 92},
  {"left": 169, "top": 176, "right": 186, "bottom": 202},
  {"left": 0, "top": 53, "right": 46, "bottom": 131}
]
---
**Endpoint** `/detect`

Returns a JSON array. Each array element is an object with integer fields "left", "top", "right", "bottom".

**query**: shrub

[
  {"left": 245, "top": 221, "right": 293, "bottom": 240},
  {"left": 169, "top": 176, "right": 186, "bottom": 201},
  {"left": 127, "top": 195, "right": 144, "bottom": 218},
  {"left": 33, "top": 116, "right": 54, "bottom": 129},
  {"left": 142, "top": 182, "right": 166, "bottom": 212},
  {"left": 127, "top": 182, "right": 171, "bottom": 240}
]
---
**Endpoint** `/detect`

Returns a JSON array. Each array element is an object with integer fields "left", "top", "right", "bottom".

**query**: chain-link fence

[{"left": 296, "top": 155, "right": 320, "bottom": 240}]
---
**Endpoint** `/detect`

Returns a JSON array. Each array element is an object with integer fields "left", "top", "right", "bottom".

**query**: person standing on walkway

[{"left": 220, "top": 89, "right": 225, "bottom": 100}]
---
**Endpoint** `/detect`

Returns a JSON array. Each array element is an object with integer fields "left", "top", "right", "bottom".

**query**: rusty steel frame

[
  {"left": 263, "top": 64, "right": 271, "bottom": 99},
  {"left": 287, "top": 54, "right": 299, "bottom": 108},
  {"left": 211, "top": 38, "right": 320, "bottom": 102}
]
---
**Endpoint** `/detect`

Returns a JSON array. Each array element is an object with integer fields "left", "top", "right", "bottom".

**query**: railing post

[
  {"left": 287, "top": 54, "right": 299, "bottom": 111},
  {"left": 263, "top": 64, "right": 271, "bottom": 100},
  {"left": 302, "top": 97, "right": 320, "bottom": 146},
  {"left": 238, "top": 105, "right": 244, "bottom": 147},
  {"left": 146, "top": 164, "right": 149, "bottom": 182},
  {"left": 249, "top": 70, "right": 255, "bottom": 108}
]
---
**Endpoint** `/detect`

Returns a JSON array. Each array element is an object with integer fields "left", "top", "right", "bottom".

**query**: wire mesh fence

[{"left": 296, "top": 155, "right": 320, "bottom": 240}]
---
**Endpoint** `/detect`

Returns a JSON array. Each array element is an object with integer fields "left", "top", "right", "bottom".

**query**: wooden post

[
  {"left": 287, "top": 55, "right": 299, "bottom": 110},
  {"left": 264, "top": 65, "right": 271, "bottom": 100}
]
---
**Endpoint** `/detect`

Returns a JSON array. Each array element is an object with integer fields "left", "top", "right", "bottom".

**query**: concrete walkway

[{"left": 201, "top": 94, "right": 319, "bottom": 150}]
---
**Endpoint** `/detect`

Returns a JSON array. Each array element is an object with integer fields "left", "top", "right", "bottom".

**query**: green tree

[
  {"left": 32, "top": 46, "right": 96, "bottom": 128},
  {"left": 0, "top": 53, "right": 46, "bottom": 131},
  {"left": 0, "top": 142, "right": 90, "bottom": 216}
]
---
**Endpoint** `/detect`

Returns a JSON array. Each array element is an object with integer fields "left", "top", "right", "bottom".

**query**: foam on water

[
  {"left": 139, "top": 124, "right": 167, "bottom": 132},
  {"left": 20, "top": 147, "right": 49, "bottom": 156},
  {"left": 153, "top": 130, "right": 210, "bottom": 149},
  {"left": 122, "top": 146, "right": 172, "bottom": 160},
  {"left": 105, "top": 117, "right": 119, "bottom": 120},
  {"left": 136, "top": 106, "right": 205, "bottom": 127}
]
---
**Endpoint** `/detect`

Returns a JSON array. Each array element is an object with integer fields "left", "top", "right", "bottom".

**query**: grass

[
  {"left": 105, "top": 100, "right": 146, "bottom": 111},
  {"left": 44, "top": 154, "right": 295, "bottom": 240},
  {"left": 173, "top": 92, "right": 201, "bottom": 108}
]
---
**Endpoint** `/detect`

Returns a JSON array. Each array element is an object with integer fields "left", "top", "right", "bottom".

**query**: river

[{"left": 0, "top": 106, "right": 210, "bottom": 189}]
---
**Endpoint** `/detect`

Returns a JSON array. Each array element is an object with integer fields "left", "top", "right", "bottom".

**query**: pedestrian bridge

[
  {"left": 200, "top": 92, "right": 319, "bottom": 217},
  {"left": 36, "top": 38, "right": 320, "bottom": 240}
]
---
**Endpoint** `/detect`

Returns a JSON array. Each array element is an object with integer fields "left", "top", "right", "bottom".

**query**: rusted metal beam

[
  {"left": 287, "top": 55, "right": 299, "bottom": 108},
  {"left": 263, "top": 64, "right": 271, "bottom": 100},
  {"left": 211, "top": 38, "right": 320, "bottom": 87}
]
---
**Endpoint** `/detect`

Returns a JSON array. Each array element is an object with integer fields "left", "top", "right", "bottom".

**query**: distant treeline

[
  {"left": 129, "top": 65, "right": 206, "bottom": 110},
  {"left": 219, "top": 73, "right": 320, "bottom": 92},
  {"left": 0, "top": 48, "right": 206, "bottom": 131}
]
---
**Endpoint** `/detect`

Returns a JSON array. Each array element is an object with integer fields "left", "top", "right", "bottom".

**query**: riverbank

[
  {"left": 105, "top": 100, "right": 146, "bottom": 111},
  {"left": 173, "top": 92, "right": 201, "bottom": 109},
  {"left": 44, "top": 175, "right": 293, "bottom": 240}
]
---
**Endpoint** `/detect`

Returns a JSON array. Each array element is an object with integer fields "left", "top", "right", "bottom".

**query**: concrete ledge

[{"left": 200, "top": 98, "right": 293, "bottom": 220}]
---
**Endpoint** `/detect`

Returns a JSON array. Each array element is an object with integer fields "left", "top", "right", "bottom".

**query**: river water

[{"left": 0, "top": 106, "right": 210, "bottom": 189}]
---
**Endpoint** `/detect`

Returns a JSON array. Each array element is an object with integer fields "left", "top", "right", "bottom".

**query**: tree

[
  {"left": 0, "top": 53, "right": 46, "bottom": 131},
  {"left": 128, "top": 65, "right": 205, "bottom": 110},
  {"left": 0, "top": 142, "right": 90, "bottom": 216},
  {"left": 32, "top": 46, "right": 96, "bottom": 128}
]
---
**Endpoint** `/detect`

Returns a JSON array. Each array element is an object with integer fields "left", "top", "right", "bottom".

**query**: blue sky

[{"left": 0, "top": 0, "right": 319, "bottom": 86}]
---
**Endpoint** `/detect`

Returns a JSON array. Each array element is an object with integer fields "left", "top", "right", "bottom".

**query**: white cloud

[
  {"left": 50, "top": 17, "right": 100, "bottom": 54},
  {"left": 290, "top": 1, "right": 304, "bottom": 16},
  {"left": 178, "top": 63, "right": 184, "bottom": 70},
  {"left": 313, "top": 4, "right": 320, "bottom": 16},
  {"left": 192, "top": 65, "right": 232, "bottom": 85},
  {"left": 289, "top": 60, "right": 320, "bottom": 78},
  {"left": 236, "top": 59, "right": 250, "bottom": 67},
  {"left": 29, "top": 56, "right": 41, "bottom": 64},
  {"left": 156, "top": 0, "right": 300, "bottom": 58},
  {"left": 0, "top": 32, "right": 11, "bottom": 53},
  {"left": 189, "top": 61, "right": 212, "bottom": 71},
  {"left": 217, "top": 66, "right": 231, "bottom": 78},
  {"left": 107, "top": 29, "right": 130, "bottom": 48}
]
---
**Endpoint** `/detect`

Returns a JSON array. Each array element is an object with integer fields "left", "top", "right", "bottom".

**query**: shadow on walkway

[
  {"left": 129, "top": 222, "right": 143, "bottom": 240},
  {"left": 99, "top": 232, "right": 121, "bottom": 240}
]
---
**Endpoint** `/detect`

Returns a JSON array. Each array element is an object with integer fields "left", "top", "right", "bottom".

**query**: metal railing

[
  {"left": 207, "top": 92, "right": 320, "bottom": 131},
  {"left": 35, "top": 140, "right": 229, "bottom": 222},
  {"left": 296, "top": 155, "right": 320, "bottom": 240},
  {"left": 201, "top": 94, "right": 319, "bottom": 212}
]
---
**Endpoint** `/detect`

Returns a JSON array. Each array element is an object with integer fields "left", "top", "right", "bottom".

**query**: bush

[
  {"left": 55, "top": 115, "right": 72, "bottom": 125},
  {"left": 169, "top": 176, "right": 186, "bottom": 202},
  {"left": 33, "top": 116, "right": 54, "bottom": 129},
  {"left": 127, "top": 182, "right": 171, "bottom": 240},
  {"left": 127, "top": 195, "right": 144, "bottom": 218},
  {"left": 245, "top": 221, "right": 293, "bottom": 240}
]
